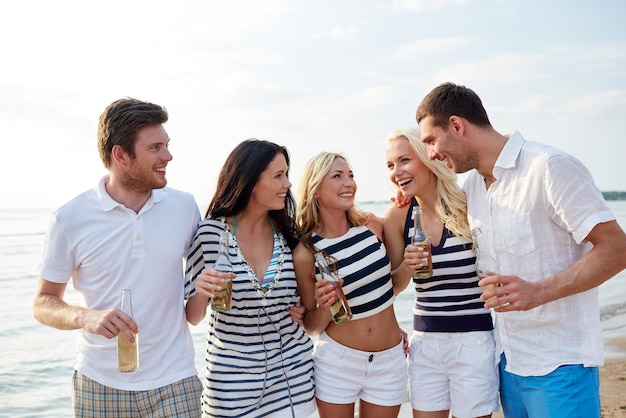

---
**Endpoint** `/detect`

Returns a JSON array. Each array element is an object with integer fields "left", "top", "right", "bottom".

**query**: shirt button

[{"left": 136, "top": 235, "right": 142, "bottom": 241}]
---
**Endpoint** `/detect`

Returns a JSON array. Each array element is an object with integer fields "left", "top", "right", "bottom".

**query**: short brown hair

[
  {"left": 416, "top": 82, "right": 491, "bottom": 129},
  {"left": 97, "top": 98, "right": 168, "bottom": 168}
]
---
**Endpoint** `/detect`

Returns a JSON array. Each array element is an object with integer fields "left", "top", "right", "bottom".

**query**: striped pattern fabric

[
  {"left": 403, "top": 200, "right": 493, "bottom": 332},
  {"left": 311, "top": 226, "right": 395, "bottom": 320},
  {"left": 185, "top": 218, "right": 315, "bottom": 418}
]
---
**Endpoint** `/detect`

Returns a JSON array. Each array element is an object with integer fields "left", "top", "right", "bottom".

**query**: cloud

[
  {"left": 393, "top": 0, "right": 472, "bottom": 13},
  {"left": 309, "top": 25, "right": 359, "bottom": 40},
  {"left": 389, "top": 37, "right": 475, "bottom": 60}
]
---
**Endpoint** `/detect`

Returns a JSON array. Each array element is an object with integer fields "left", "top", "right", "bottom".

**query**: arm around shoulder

[
  {"left": 365, "top": 213, "right": 384, "bottom": 241},
  {"left": 293, "top": 243, "right": 332, "bottom": 336},
  {"left": 383, "top": 204, "right": 413, "bottom": 294},
  {"left": 185, "top": 293, "right": 209, "bottom": 325}
]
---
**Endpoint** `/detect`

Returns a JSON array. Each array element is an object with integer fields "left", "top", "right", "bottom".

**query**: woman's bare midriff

[{"left": 325, "top": 305, "right": 403, "bottom": 352}]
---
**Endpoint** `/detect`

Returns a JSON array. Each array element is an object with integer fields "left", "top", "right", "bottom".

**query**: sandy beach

[{"left": 597, "top": 338, "right": 626, "bottom": 418}]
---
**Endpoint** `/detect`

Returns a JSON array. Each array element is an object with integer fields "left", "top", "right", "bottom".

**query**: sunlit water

[{"left": 1, "top": 202, "right": 624, "bottom": 417}]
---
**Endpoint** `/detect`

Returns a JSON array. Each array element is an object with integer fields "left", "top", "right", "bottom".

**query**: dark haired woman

[{"left": 185, "top": 139, "right": 316, "bottom": 418}]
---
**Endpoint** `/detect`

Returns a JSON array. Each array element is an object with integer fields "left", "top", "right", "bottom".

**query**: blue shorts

[{"left": 499, "top": 353, "right": 601, "bottom": 418}]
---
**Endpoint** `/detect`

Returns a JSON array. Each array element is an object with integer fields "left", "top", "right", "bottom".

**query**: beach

[
  {"left": 598, "top": 338, "right": 626, "bottom": 417},
  {"left": 1, "top": 203, "right": 625, "bottom": 417}
]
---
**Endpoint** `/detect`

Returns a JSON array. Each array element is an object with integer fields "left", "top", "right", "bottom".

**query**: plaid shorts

[{"left": 72, "top": 371, "right": 202, "bottom": 417}]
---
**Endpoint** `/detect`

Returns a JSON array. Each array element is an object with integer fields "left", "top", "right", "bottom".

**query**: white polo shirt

[
  {"left": 39, "top": 176, "right": 201, "bottom": 390},
  {"left": 464, "top": 131, "right": 615, "bottom": 376}
]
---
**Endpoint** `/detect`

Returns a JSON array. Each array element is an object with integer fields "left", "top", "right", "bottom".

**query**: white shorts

[
  {"left": 313, "top": 331, "right": 408, "bottom": 406},
  {"left": 408, "top": 330, "right": 499, "bottom": 417}
]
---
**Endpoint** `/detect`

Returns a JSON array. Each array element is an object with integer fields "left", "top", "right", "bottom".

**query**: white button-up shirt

[{"left": 464, "top": 131, "right": 615, "bottom": 376}]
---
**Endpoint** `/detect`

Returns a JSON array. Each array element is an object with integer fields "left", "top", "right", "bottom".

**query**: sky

[{"left": 1, "top": 0, "right": 625, "bottom": 210}]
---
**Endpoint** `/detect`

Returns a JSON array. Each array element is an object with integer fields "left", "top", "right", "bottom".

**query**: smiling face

[
  {"left": 121, "top": 124, "right": 172, "bottom": 193},
  {"left": 250, "top": 152, "right": 292, "bottom": 211},
  {"left": 315, "top": 157, "right": 356, "bottom": 213},
  {"left": 386, "top": 136, "right": 435, "bottom": 198},
  {"left": 419, "top": 115, "right": 479, "bottom": 174}
]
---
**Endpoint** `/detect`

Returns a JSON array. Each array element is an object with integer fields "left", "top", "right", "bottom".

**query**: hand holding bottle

[
  {"left": 411, "top": 206, "right": 433, "bottom": 278},
  {"left": 211, "top": 232, "right": 236, "bottom": 312},
  {"left": 117, "top": 289, "right": 139, "bottom": 372},
  {"left": 471, "top": 228, "right": 506, "bottom": 309},
  {"left": 314, "top": 278, "right": 345, "bottom": 307},
  {"left": 314, "top": 252, "right": 352, "bottom": 324},
  {"left": 403, "top": 244, "right": 431, "bottom": 274}
]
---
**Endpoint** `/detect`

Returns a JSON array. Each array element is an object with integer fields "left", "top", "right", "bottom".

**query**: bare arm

[
  {"left": 33, "top": 277, "right": 137, "bottom": 341},
  {"left": 481, "top": 220, "right": 626, "bottom": 311},
  {"left": 185, "top": 268, "right": 233, "bottom": 325},
  {"left": 293, "top": 243, "right": 333, "bottom": 336},
  {"left": 365, "top": 212, "right": 385, "bottom": 241},
  {"left": 185, "top": 294, "right": 210, "bottom": 326},
  {"left": 383, "top": 204, "right": 413, "bottom": 294}
]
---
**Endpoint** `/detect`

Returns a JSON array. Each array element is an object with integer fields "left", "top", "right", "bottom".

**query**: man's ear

[
  {"left": 449, "top": 115, "right": 465, "bottom": 136},
  {"left": 111, "top": 145, "right": 129, "bottom": 168}
]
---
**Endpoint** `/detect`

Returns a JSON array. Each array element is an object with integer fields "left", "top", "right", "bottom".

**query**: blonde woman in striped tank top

[
  {"left": 383, "top": 128, "right": 499, "bottom": 418},
  {"left": 293, "top": 152, "right": 408, "bottom": 418}
]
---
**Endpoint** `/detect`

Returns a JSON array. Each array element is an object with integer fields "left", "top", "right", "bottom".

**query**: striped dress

[
  {"left": 185, "top": 218, "right": 315, "bottom": 418},
  {"left": 311, "top": 225, "right": 395, "bottom": 320},
  {"left": 403, "top": 200, "right": 493, "bottom": 332}
]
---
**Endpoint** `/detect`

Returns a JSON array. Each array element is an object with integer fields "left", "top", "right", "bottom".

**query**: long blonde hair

[
  {"left": 296, "top": 152, "right": 369, "bottom": 251},
  {"left": 386, "top": 127, "right": 471, "bottom": 240}
]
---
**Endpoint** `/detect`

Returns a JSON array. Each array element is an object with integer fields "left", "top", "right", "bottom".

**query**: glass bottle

[
  {"left": 314, "top": 251, "right": 352, "bottom": 324},
  {"left": 411, "top": 205, "right": 433, "bottom": 278},
  {"left": 211, "top": 231, "right": 234, "bottom": 312},
  {"left": 471, "top": 228, "right": 502, "bottom": 305},
  {"left": 117, "top": 289, "right": 139, "bottom": 372}
]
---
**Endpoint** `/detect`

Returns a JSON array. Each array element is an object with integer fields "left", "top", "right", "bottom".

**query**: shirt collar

[
  {"left": 494, "top": 131, "right": 524, "bottom": 170},
  {"left": 96, "top": 175, "right": 168, "bottom": 212}
]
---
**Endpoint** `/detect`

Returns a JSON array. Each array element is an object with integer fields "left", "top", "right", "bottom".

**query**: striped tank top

[
  {"left": 404, "top": 200, "right": 493, "bottom": 332},
  {"left": 311, "top": 225, "right": 395, "bottom": 320}
]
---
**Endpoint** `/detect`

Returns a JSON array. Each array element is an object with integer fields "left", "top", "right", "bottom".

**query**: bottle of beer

[
  {"left": 211, "top": 231, "right": 234, "bottom": 312},
  {"left": 314, "top": 251, "right": 352, "bottom": 324},
  {"left": 117, "top": 289, "right": 139, "bottom": 372},
  {"left": 471, "top": 228, "right": 496, "bottom": 280},
  {"left": 411, "top": 205, "right": 433, "bottom": 278},
  {"left": 471, "top": 228, "right": 502, "bottom": 305}
]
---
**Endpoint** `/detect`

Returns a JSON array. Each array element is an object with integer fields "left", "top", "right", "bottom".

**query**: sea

[{"left": 1, "top": 201, "right": 625, "bottom": 417}]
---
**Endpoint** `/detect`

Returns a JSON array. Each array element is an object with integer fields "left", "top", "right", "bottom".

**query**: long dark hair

[{"left": 206, "top": 139, "right": 300, "bottom": 249}]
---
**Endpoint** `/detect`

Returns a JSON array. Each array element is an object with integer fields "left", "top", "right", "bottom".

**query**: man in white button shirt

[{"left": 415, "top": 82, "right": 626, "bottom": 418}]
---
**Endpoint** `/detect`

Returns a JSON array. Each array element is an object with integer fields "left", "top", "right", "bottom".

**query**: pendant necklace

[{"left": 232, "top": 216, "right": 285, "bottom": 305}]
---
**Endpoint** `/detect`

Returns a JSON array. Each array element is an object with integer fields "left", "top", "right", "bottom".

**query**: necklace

[{"left": 231, "top": 216, "right": 285, "bottom": 306}]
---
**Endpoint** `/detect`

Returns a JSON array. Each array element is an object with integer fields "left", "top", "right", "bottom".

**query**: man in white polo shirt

[
  {"left": 33, "top": 98, "right": 202, "bottom": 417},
  {"left": 416, "top": 82, "right": 626, "bottom": 418}
]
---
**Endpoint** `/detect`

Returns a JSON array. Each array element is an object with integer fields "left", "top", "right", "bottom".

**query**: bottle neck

[{"left": 412, "top": 207, "right": 427, "bottom": 242}]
